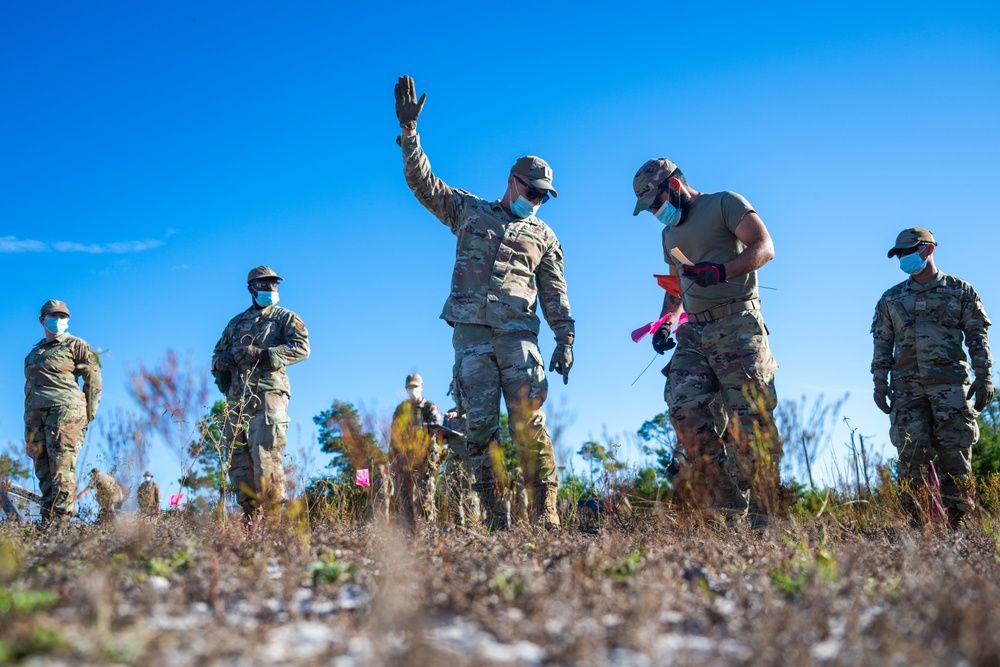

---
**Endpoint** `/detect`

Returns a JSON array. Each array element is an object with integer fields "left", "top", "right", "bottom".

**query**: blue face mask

[
  {"left": 899, "top": 250, "right": 927, "bottom": 275},
  {"left": 44, "top": 317, "right": 69, "bottom": 335},
  {"left": 510, "top": 181, "right": 540, "bottom": 219},
  {"left": 254, "top": 290, "right": 279, "bottom": 307},
  {"left": 654, "top": 200, "right": 682, "bottom": 228}
]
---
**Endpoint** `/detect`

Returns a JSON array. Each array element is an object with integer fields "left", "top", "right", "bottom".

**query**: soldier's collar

[{"left": 907, "top": 270, "right": 944, "bottom": 291}]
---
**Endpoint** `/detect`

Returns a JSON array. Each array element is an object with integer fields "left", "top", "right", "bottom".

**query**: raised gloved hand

[
  {"left": 235, "top": 345, "right": 268, "bottom": 368},
  {"left": 682, "top": 261, "right": 727, "bottom": 287},
  {"left": 968, "top": 375, "right": 995, "bottom": 412},
  {"left": 394, "top": 75, "right": 426, "bottom": 129},
  {"left": 652, "top": 323, "right": 676, "bottom": 354},
  {"left": 549, "top": 341, "right": 573, "bottom": 385},
  {"left": 86, "top": 404, "right": 97, "bottom": 423},
  {"left": 873, "top": 380, "right": 892, "bottom": 415}
]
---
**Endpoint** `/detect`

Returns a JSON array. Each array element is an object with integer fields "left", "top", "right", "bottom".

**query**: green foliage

[
  {"left": 607, "top": 549, "right": 644, "bottom": 581},
  {"left": 184, "top": 400, "right": 230, "bottom": 499},
  {"left": 314, "top": 401, "right": 383, "bottom": 481},
  {"left": 973, "top": 398, "right": 1000, "bottom": 480},
  {"left": 0, "top": 587, "right": 58, "bottom": 614},
  {"left": 637, "top": 411, "right": 676, "bottom": 483},
  {"left": 308, "top": 552, "right": 356, "bottom": 585},
  {"left": 0, "top": 453, "right": 31, "bottom": 481},
  {"left": 770, "top": 538, "right": 837, "bottom": 599},
  {"left": 557, "top": 471, "right": 594, "bottom": 503},
  {"left": 147, "top": 549, "right": 191, "bottom": 577},
  {"left": 488, "top": 569, "right": 528, "bottom": 599},
  {"left": 629, "top": 465, "right": 663, "bottom": 502}
]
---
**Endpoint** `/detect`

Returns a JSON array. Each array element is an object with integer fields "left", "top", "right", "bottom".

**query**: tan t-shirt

[{"left": 661, "top": 191, "right": 758, "bottom": 315}]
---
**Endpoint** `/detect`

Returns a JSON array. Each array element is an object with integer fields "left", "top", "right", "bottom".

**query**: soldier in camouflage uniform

[
  {"left": 632, "top": 159, "right": 780, "bottom": 526},
  {"left": 78, "top": 468, "right": 127, "bottom": 525},
  {"left": 389, "top": 373, "right": 443, "bottom": 525},
  {"left": 395, "top": 75, "right": 574, "bottom": 530},
  {"left": 872, "top": 228, "right": 993, "bottom": 526},
  {"left": 211, "top": 266, "right": 310, "bottom": 519},
  {"left": 24, "top": 299, "right": 102, "bottom": 521},
  {"left": 137, "top": 471, "right": 161, "bottom": 516}
]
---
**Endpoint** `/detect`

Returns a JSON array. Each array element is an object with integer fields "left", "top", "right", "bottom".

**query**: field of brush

[{"left": 3, "top": 506, "right": 1000, "bottom": 667}]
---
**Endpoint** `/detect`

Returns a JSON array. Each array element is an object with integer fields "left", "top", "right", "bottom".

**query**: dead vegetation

[{"left": 3, "top": 501, "right": 1000, "bottom": 666}]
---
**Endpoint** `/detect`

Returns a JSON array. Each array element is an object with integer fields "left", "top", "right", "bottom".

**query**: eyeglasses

[
  {"left": 250, "top": 279, "right": 280, "bottom": 291},
  {"left": 648, "top": 179, "right": 674, "bottom": 212},
  {"left": 898, "top": 243, "right": 929, "bottom": 257},
  {"left": 513, "top": 175, "right": 550, "bottom": 204}
]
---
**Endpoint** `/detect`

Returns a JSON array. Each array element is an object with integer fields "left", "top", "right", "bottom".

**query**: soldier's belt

[{"left": 688, "top": 299, "right": 760, "bottom": 324}]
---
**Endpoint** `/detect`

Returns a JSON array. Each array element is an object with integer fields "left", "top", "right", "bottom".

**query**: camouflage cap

[
  {"left": 632, "top": 158, "right": 679, "bottom": 216},
  {"left": 887, "top": 228, "right": 936, "bottom": 258},
  {"left": 510, "top": 156, "right": 558, "bottom": 197},
  {"left": 247, "top": 265, "right": 283, "bottom": 284},
  {"left": 405, "top": 373, "right": 423, "bottom": 388},
  {"left": 143, "top": 471, "right": 153, "bottom": 478},
  {"left": 40, "top": 299, "right": 70, "bottom": 317}
]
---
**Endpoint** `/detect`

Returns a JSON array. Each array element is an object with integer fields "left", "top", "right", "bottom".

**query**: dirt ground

[{"left": 2, "top": 511, "right": 999, "bottom": 666}]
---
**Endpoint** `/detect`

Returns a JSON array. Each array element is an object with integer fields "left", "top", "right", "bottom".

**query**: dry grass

[{"left": 2, "top": 502, "right": 1000, "bottom": 667}]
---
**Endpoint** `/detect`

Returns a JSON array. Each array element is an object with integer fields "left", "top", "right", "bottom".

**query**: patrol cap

[
  {"left": 405, "top": 373, "right": 423, "bottom": 388},
  {"left": 89, "top": 468, "right": 100, "bottom": 476},
  {"left": 887, "top": 228, "right": 936, "bottom": 258},
  {"left": 633, "top": 158, "right": 679, "bottom": 216},
  {"left": 143, "top": 471, "right": 153, "bottom": 478},
  {"left": 510, "top": 156, "right": 558, "bottom": 197},
  {"left": 247, "top": 265, "right": 283, "bottom": 284},
  {"left": 40, "top": 299, "right": 70, "bottom": 317}
]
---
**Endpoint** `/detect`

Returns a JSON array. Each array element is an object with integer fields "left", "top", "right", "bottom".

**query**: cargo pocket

[
  {"left": 527, "top": 345, "right": 549, "bottom": 405},
  {"left": 264, "top": 392, "right": 290, "bottom": 427}
]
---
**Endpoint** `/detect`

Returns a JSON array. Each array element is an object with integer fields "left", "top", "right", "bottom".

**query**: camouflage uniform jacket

[
  {"left": 872, "top": 271, "right": 992, "bottom": 385},
  {"left": 390, "top": 399, "right": 442, "bottom": 450},
  {"left": 24, "top": 334, "right": 102, "bottom": 416},
  {"left": 92, "top": 473, "right": 126, "bottom": 508},
  {"left": 137, "top": 481, "right": 160, "bottom": 512},
  {"left": 401, "top": 134, "right": 574, "bottom": 340},
  {"left": 212, "top": 305, "right": 310, "bottom": 400}
]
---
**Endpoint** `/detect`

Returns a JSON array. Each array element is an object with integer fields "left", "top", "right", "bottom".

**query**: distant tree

[
  {"left": 638, "top": 411, "right": 677, "bottom": 482},
  {"left": 774, "top": 393, "right": 847, "bottom": 486},
  {"left": 579, "top": 440, "right": 607, "bottom": 485},
  {"left": 973, "top": 395, "right": 1000, "bottom": 479},
  {"left": 314, "top": 401, "right": 383, "bottom": 481},
  {"left": 184, "top": 400, "right": 230, "bottom": 501}
]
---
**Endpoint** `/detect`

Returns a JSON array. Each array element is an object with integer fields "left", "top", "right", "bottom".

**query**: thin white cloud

[
  {"left": 0, "top": 236, "right": 48, "bottom": 252},
  {"left": 0, "top": 236, "right": 166, "bottom": 254}
]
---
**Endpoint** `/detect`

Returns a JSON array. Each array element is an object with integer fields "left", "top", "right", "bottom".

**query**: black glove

[
  {"left": 213, "top": 370, "right": 232, "bottom": 394},
  {"left": 682, "top": 262, "right": 727, "bottom": 287},
  {"left": 549, "top": 342, "right": 573, "bottom": 385},
  {"left": 235, "top": 345, "right": 268, "bottom": 368},
  {"left": 968, "top": 375, "right": 995, "bottom": 412},
  {"left": 873, "top": 381, "right": 892, "bottom": 415},
  {"left": 394, "top": 75, "right": 426, "bottom": 129},
  {"left": 652, "top": 324, "right": 676, "bottom": 354}
]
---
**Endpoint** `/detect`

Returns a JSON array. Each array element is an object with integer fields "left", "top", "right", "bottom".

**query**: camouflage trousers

[
  {"left": 667, "top": 310, "right": 779, "bottom": 518},
  {"left": 222, "top": 391, "right": 290, "bottom": 515},
  {"left": 439, "top": 416, "right": 480, "bottom": 528},
  {"left": 452, "top": 324, "right": 558, "bottom": 525},
  {"left": 25, "top": 404, "right": 87, "bottom": 519},
  {"left": 391, "top": 442, "right": 442, "bottom": 525},
  {"left": 890, "top": 380, "right": 979, "bottom": 513}
]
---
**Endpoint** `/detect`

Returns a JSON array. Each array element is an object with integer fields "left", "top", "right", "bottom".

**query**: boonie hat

[
  {"left": 247, "top": 266, "right": 283, "bottom": 284},
  {"left": 887, "top": 228, "right": 936, "bottom": 258},
  {"left": 510, "top": 156, "right": 558, "bottom": 197},
  {"left": 406, "top": 373, "right": 423, "bottom": 388},
  {"left": 633, "top": 158, "right": 679, "bottom": 216},
  {"left": 143, "top": 471, "right": 153, "bottom": 478},
  {"left": 40, "top": 299, "right": 70, "bottom": 317}
]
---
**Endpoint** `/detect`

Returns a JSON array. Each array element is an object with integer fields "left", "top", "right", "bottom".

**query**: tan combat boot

[{"left": 534, "top": 481, "right": 560, "bottom": 531}]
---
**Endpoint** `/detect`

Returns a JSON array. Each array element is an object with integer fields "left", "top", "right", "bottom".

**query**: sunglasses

[
  {"left": 513, "top": 175, "right": 550, "bottom": 204},
  {"left": 250, "top": 279, "right": 280, "bottom": 291}
]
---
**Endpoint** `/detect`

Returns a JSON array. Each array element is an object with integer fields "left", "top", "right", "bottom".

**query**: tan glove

[{"left": 394, "top": 75, "right": 426, "bottom": 129}]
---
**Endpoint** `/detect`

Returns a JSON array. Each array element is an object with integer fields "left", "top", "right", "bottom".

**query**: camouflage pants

[
  {"left": 440, "top": 415, "right": 480, "bottom": 528},
  {"left": 667, "top": 311, "right": 779, "bottom": 516},
  {"left": 452, "top": 324, "right": 557, "bottom": 516},
  {"left": 890, "top": 380, "right": 979, "bottom": 512},
  {"left": 222, "top": 391, "right": 290, "bottom": 515},
  {"left": 25, "top": 404, "right": 87, "bottom": 519}
]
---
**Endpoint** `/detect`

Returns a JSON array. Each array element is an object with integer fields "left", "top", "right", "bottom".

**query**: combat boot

[
  {"left": 533, "top": 481, "right": 560, "bottom": 531},
  {"left": 474, "top": 481, "right": 508, "bottom": 532}
]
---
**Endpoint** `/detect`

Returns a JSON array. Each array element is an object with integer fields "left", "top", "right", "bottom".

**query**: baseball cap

[
  {"left": 247, "top": 266, "right": 283, "bottom": 284},
  {"left": 510, "top": 156, "right": 558, "bottom": 197},
  {"left": 632, "top": 158, "right": 679, "bottom": 216},
  {"left": 405, "top": 373, "right": 423, "bottom": 388},
  {"left": 887, "top": 228, "right": 936, "bottom": 258},
  {"left": 40, "top": 300, "right": 70, "bottom": 317}
]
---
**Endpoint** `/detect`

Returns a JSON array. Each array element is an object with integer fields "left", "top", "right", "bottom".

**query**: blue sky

[{"left": 2, "top": 1, "right": 998, "bottom": 499}]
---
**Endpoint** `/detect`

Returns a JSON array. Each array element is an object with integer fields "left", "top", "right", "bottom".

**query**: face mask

[
  {"left": 144, "top": 476, "right": 153, "bottom": 482},
  {"left": 407, "top": 388, "right": 422, "bottom": 401},
  {"left": 44, "top": 317, "right": 69, "bottom": 335},
  {"left": 899, "top": 249, "right": 927, "bottom": 275},
  {"left": 654, "top": 200, "right": 682, "bottom": 228},
  {"left": 254, "top": 290, "right": 279, "bottom": 307},
  {"left": 510, "top": 181, "right": 540, "bottom": 219}
]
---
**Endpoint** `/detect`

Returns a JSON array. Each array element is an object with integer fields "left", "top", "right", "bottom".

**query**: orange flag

[{"left": 654, "top": 274, "right": 681, "bottom": 297}]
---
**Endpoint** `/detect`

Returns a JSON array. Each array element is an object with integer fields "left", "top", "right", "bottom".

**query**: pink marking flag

[
  {"left": 356, "top": 469, "right": 371, "bottom": 488},
  {"left": 631, "top": 312, "right": 672, "bottom": 343},
  {"left": 169, "top": 493, "right": 184, "bottom": 508}
]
